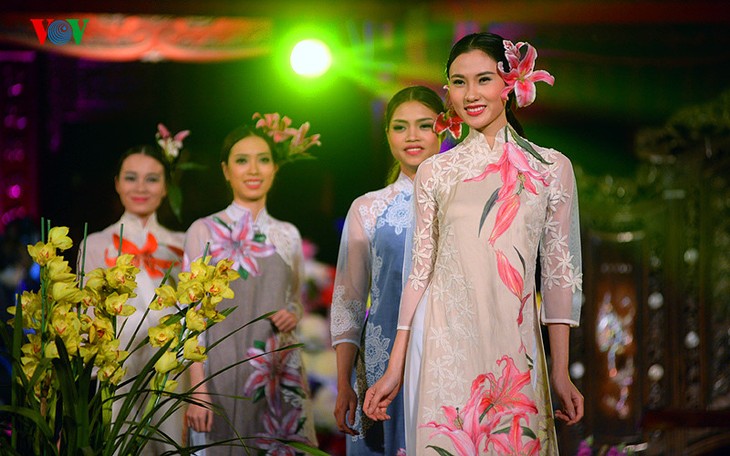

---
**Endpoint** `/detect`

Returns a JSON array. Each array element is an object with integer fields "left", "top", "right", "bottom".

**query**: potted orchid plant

[{"left": 0, "top": 223, "right": 326, "bottom": 456}]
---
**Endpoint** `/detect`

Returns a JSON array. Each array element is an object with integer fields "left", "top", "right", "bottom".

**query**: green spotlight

[{"left": 290, "top": 39, "right": 332, "bottom": 77}]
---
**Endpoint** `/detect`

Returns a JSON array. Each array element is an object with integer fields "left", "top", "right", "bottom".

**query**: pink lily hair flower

[
  {"left": 243, "top": 334, "right": 305, "bottom": 416},
  {"left": 252, "top": 112, "right": 321, "bottom": 164},
  {"left": 288, "top": 121, "right": 321, "bottom": 155},
  {"left": 253, "top": 112, "right": 297, "bottom": 143},
  {"left": 156, "top": 123, "right": 190, "bottom": 162},
  {"left": 434, "top": 108, "right": 464, "bottom": 140},
  {"left": 497, "top": 40, "right": 555, "bottom": 108},
  {"left": 203, "top": 211, "right": 276, "bottom": 279}
]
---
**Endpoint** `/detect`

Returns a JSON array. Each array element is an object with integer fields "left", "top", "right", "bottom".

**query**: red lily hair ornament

[
  {"left": 434, "top": 109, "right": 464, "bottom": 141},
  {"left": 252, "top": 112, "right": 321, "bottom": 164},
  {"left": 497, "top": 40, "right": 555, "bottom": 108}
]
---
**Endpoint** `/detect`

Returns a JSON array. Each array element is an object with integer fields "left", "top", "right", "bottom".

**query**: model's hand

[
  {"left": 186, "top": 391, "right": 213, "bottom": 432},
  {"left": 551, "top": 370, "right": 583, "bottom": 425},
  {"left": 270, "top": 309, "right": 298, "bottom": 333},
  {"left": 334, "top": 382, "right": 360, "bottom": 436},
  {"left": 363, "top": 368, "right": 401, "bottom": 421}
]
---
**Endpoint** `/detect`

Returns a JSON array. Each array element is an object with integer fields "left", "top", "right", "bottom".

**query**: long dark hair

[
  {"left": 115, "top": 145, "right": 171, "bottom": 183},
  {"left": 384, "top": 86, "right": 445, "bottom": 184},
  {"left": 446, "top": 32, "right": 524, "bottom": 137}
]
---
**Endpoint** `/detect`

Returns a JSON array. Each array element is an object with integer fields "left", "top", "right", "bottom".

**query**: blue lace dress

[{"left": 330, "top": 172, "right": 413, "bottom": 455}]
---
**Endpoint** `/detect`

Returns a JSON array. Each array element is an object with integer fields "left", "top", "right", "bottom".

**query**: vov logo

[{"left": 30, "top": 19, "right": 89, "bottom": 45}]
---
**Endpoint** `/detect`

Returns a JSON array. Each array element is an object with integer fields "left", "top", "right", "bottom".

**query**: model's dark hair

[
  {"left": 384, "top": 86, "right": 445, "bottom": 184},
  {"left": 385, "top": 86, "right": 445, "bottom": 131},
  {"left": 116, "top": 145, "right": 171, "bottom": 183},
  {"left": 220, "top": 125, "right": 278, "bottom": 164},
  {"left": 446, "top": 32, "right": 524, "bottom": 137}
]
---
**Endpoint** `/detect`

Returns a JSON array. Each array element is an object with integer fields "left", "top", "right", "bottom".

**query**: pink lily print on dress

[
  {"left": 487, "top": 414, "right": 540, "bottom": 455},
  {"left": 466, "top": 141, "right": 548, "bottom": 246},
  {"left": 253, "top": 408, "right": 311, "bottom": 455},
  {"left": 203, "top": 211, "right": 275, "bottom": 279},
  {"left": 243, "top": 334, "right": 306, "bottom": 416},
  {"left": 422, "top": 355, "right": 539, "bottom": 455},
  {"left": 498, "top": 40, "right": 555, "bottom": 108},
  {"left": 496, "top": 249, "right": 532, "bottom": 329}
]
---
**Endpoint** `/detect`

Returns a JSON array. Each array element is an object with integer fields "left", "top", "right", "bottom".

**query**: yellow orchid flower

[
  {"left": 151, "top": 374, "right": 179, "bottom": 393},
  {"left": 183, "top": 338, "right": 207, "bottom": 362},
  {"left": 27, "top": 241, "right": 55, "bottom": 266},
  {"left": 148, "top": 324, "right": 180, "bottom": 348},
  {"left": 150, "top": 284, "right": 177, "bottom": 310},
  {"left": 46, "top": 256, "right": 76, "bottom": 283},
  {"left": 214, "top": 258, "right": 240, "bottom": 281},
  {"left": 48, "top": 226, "right": 73, "bottom": 251},
  {"left": 51, "top": 281, "right": 83, "bottom": 304},
  {"left": 78, "top": 289, "right": 100, "bottom": 309},
  {"left": 177, "top": 281, "right": 205, "bottom": 305},
  {"left": 98, "top": 362, "right": 124, "bottom": 384},
  {"left": 154, "top": 350, "right": 179, "bottom": 374},
  {"left": 179, "top": 256, "right": 213, "bottom": 282},
  {"left": 203, "top": 308, "right": 226, "bottom": 323},
  {"left": 79, "top": 344, "right": 98, "bottom": 364},
  {"left": 89, "top": 317, "right": 114, "bottom": 343},
  {"left": 20, "top": 354, "right": 39, "bottom": 380},
  {"left": 204, "top": 278, "right": 235, "bottom": 300},
  {"left": 83, "top": 269, "right": 107, "bottom": 292},
  {"left": 44, "top": 340, "right": 59, "bottom": 359},
  {"left": 103, "top": 292, "right": 135, "bottom": 317},
  {"left": 185, "top": 308, "right": 207, "bottom": 332}
]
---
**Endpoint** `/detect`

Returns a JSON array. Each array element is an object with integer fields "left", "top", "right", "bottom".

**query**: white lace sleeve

[
  {"left": 397, "top": 161, "right": 438, "bottom": 329},
  {"left": 285, "top": 225, "right": 305, "bottom": 320},
  {"left": 540, "top": 153, "right": 582, "bottom": 326},
  {"left": 330, "top": 200, "right": 371, "bottom": 348}
]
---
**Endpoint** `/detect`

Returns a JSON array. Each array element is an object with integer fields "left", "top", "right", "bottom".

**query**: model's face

[
  {"left": 387, "top": 100, "right": 441, "bottom": 179},
  {"left": 222, "top": 135, "right": 277, "bottom": 205},
  {"left": 114, "top": 153, "right": 166, "bottom": 220},
  {"left": 448, "top": 50, "right": 508, "bottom": 138}
]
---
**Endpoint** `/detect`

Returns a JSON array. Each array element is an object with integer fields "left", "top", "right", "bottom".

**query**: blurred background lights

[{"left": 290, "top": 39, "right": 332, "bottom": 77}]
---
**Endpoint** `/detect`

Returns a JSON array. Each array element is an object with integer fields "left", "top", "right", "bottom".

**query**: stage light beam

[{"left": 290, "top": 39, "right": 332, "bottom": 77}]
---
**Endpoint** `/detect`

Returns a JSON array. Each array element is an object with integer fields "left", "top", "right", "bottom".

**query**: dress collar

[
  {"left": 393, "top": 171, "right": 413, "bottom": 193},
  {"left": 224, "top": 202, "right": 271, "bottom": 232},
  {"left": 119, "top": 211, "right": 159, "bottom": 233}
]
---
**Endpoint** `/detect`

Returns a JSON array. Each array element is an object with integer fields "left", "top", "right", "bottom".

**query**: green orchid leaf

[
  {"left": 282, "top": 440, "right": 333, "bottom": 456},
  {"left": 522, "top": 425, "right": 538, "bottom": 439},
  {"left": 480, "top": 187, "right": 501, "bottom": 235},
  {"left": 508, "top": 125, "right": 552, "bottom": 165}
]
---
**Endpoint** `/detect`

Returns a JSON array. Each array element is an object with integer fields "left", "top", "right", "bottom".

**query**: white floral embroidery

[
  {"left": 330, "top": 285, "right": 365, "bottom": 338},
  {"left": 363, "top": 322, "right": 390, "bottom": 385},
  {"left": 381, "top": 192, "right": 411, "bottom": 235}
]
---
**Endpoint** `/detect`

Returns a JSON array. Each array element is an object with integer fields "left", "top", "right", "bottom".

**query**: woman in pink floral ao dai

[
  {"left": 364, "top": 32, "right": 584, "bottom": 455},
  {"left": 184, "top": 117, "right": 318, "bottom": 455}
]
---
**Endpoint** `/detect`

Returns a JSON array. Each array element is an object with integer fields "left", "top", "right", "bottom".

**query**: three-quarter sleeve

[
  {"left": 397, "top": 161, "right": 439, "bottom": 329},
  {"left": 330, "top": 201, "right": 372, "bottom": 348},
  {"left": 540, "top": 154, "right": 583, "bottom": 326},
  {"left": 286, "top": 226, "right": 305, "bottom": 321}
]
